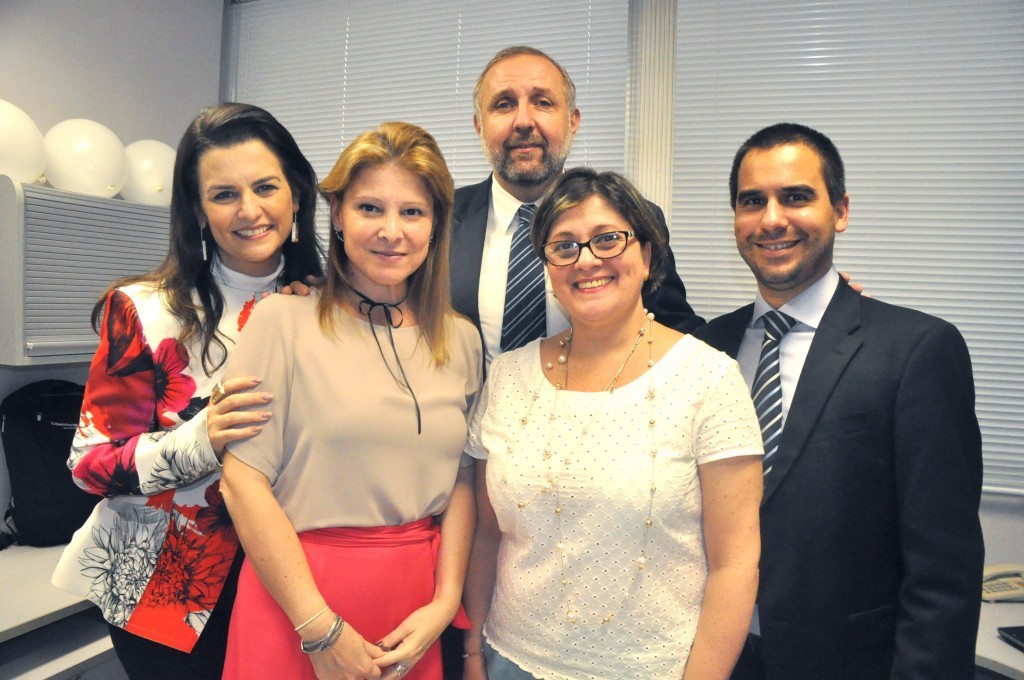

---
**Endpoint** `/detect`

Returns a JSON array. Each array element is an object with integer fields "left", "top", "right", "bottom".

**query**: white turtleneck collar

[{"left": 210, "top": 252, "right": 284, "bottom": 298}]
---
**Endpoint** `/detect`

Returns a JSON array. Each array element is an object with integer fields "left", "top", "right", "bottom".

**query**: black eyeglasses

[{"left": 541, "top": 230, "right": 634, "bottom": 266}]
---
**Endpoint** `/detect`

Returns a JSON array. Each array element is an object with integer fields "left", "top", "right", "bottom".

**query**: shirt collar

[
  {"left": 490, "top": 174, "right": 534, "bottom": 234},
  {"left": 751, "top": 266, "right": 840, "bottom": 330}
]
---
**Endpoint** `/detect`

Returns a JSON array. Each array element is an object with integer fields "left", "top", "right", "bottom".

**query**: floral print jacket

[{"left": 52, "top": 258, "right": 281, "bottom": 652}]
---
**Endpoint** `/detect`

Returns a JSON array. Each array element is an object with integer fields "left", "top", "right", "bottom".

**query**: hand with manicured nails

[{"left": 208, "top": 376, "right": 272, "bottom": 458}]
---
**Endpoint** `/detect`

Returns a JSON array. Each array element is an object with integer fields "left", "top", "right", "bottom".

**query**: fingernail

[
  {"left": 260, "top": 393, "right": 273, "bottom": 402},
  {"left": 253, "top": 426, "right": 263, "bottom": 434},
  {"left": 261, "top": 412, "right": 272, "bottom": 420},
  {"left": 250, "top": 376, "right": 263, "bottom": 384}
]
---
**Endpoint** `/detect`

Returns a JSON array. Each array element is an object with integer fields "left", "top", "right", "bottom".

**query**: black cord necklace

[{"left": 350, "top": 285, "right": 422, "bottom": 435}]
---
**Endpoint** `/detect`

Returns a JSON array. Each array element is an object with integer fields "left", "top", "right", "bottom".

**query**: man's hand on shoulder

[{"left": 839, "top": 270, "right": 867, "bottom": 296}]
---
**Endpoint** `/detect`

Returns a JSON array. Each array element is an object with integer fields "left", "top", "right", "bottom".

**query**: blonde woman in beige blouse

[{"left": 221, "top": 122, "right": 482, "bottom": 680}]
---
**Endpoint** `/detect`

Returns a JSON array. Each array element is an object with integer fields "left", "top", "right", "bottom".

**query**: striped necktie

[
  {"left": 751, "top": 310, "right": 797, "bottom": 480},
  {"left": 500, "top": 204, "right": 546, "bottom": 351}
]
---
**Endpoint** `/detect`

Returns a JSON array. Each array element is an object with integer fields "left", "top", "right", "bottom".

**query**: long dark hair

[{"left": 93, "top": 102, "right": 325, "bottom": 373}]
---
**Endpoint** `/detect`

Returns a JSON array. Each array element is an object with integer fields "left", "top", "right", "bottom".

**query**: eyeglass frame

[{"left": 540, "top": 230, "right": 635, "bottom": 266}]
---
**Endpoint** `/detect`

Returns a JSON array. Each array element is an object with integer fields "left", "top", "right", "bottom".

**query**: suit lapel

[
  {"left": 450, "top": 177, "right": 492, "bottom": 328},
  {"left": 693, "top": 305, "right": 752, "bottom": 358},
  {"left": 762, "top": 282, "right": 863, "bottom": 503}
]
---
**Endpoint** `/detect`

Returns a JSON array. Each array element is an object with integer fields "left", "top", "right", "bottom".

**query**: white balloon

[
  {"left": 44, "top": 119, "right": 128, "bottom": 198},
  {"left": 0, "top": 100, "right": 46, "bottom": 184},
  {"left": 121, "top": 139, "right": 176, "bottom": 206}
]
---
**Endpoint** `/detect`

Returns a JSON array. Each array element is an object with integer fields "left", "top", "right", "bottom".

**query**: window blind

[
  {"left": 222, "top": 0, "right": 629, "bottom": 206},
  {"left": 672, "top": 0, "right": 1024, "bottom": 494}
]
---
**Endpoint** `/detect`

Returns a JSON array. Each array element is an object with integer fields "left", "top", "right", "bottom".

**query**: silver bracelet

[
  {"left": 294, "top": 605, "right": 331, "bottom": 632},
  {"left": 300, "top": 614, "right": 345, "bottom": 654},
  {"left": 462, "top": 648, "right": 485, "bottom": 659}
]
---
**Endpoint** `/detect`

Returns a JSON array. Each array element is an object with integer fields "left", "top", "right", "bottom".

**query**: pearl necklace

[{"left": 504, "top": 311, "right": 659, "bottom": 626}]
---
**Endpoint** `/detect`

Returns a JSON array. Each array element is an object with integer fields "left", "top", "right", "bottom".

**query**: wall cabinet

[{"left": 0, "top": 176, "right": 169, "bottom": 366}]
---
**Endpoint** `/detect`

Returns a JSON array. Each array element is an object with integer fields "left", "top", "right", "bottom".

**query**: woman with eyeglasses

[
  {"left": 219, "top": 122, "right": 481, "bottom": 680},
  {"left": 462, "top": 168, "right": 763, "bottom": 680}
]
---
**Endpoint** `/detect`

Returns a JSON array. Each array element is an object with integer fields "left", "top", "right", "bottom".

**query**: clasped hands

[{"left": 305, "top": 600, "right": 456, "bottom": 680}]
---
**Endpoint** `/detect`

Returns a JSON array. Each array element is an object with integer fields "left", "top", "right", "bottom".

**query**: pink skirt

[{"left": 223, "top": 517, "right": 465, "bottom": 680}]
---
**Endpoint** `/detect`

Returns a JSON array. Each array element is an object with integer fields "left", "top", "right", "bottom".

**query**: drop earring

[
  {"left": 200, "top": 224, "right": 208, "bottom": 261},
  {"left": 291, "top": 211, "right": 298, "bottom": 243},
  {"left": 334, "top": 230, "right": 344, "bottom": 243}
]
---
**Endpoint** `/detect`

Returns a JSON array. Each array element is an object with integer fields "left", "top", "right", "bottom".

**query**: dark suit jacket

[
  {"left": 694, "top": 280, "right": 984, "bottom": 680},
  {"left": 450, "top": 176, "right": 704, "bottom": 335}
]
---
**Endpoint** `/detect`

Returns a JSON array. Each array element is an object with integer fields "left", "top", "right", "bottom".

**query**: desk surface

[
  {"left": 978, "top": 601, "right": 1024, "bottom": 680},
  {"left": 0, "top": 544, "right": 91, "bottom": 644}
]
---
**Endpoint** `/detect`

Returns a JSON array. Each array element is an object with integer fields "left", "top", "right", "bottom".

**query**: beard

[
  {"left": 740, "top": 240, "right": 836, "bottom": 300},
  {"left": 485, "top": 131, "right": 573, "bottom": 188}
]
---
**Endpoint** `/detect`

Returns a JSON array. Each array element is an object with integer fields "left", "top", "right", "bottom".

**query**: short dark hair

[
  {"left": 530, "top": 167, "right": 668, "bottom": 292},
  {"left": 729, "top": 123, "right": 846, "bottom": 210}
]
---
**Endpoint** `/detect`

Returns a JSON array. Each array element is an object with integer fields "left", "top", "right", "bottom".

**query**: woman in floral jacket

[{"left": 52, "top": 102, "right": 325, "bottom": 680}]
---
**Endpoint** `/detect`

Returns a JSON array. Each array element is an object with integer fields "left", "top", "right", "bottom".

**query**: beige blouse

[{"left": 225, "top": 293, "right": 482, "bottom": 531}]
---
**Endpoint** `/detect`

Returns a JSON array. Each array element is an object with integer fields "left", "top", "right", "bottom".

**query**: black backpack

[{"left": 1, "top": 379, "right": 100, "bottom": 547}]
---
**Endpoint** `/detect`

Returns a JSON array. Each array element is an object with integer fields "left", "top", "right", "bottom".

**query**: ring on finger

[
  {"left": 394, "top": 662, "right": 410, "bottom": 677},
  {"left": 210, "top": 382, "right": 226, "bottom": 406}
]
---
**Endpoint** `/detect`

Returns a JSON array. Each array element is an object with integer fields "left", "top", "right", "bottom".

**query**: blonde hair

[{"left": 318, "top": 121, "right": 455, "bottom": 364}]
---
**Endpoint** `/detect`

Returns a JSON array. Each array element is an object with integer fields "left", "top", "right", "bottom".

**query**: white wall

[
  {"left": 980, "top": 494, "right": 1024, "bottom": 565},
  {"left": 0, "top": 0, "right": 223, "bottom": 145},
  {"left": 0, "top": 0, "right": 223, "bottom": 514}
]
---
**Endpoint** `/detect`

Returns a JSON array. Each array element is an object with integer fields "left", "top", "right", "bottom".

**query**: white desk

[
  {"left": 0, "top": 545, "right": 92, "bottom": 643},
  {"left": 0, "top": 544, "right": 115, "bottom": 680},
  {"left": 977, "top": 601, "right": 1024, "bottom": 680}
]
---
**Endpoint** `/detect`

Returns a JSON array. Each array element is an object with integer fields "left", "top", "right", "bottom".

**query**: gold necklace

[
  {"left": 503, "top": 311, "right": 659, "bottom": 625},
  {"left": 558, "top": 319, "right": 647, "bottom": 392}
]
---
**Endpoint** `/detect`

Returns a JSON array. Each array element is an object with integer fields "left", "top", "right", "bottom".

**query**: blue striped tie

[
  {"left": 751, "top": 310, "right": 797, "bottom": 480},
  {"left": 500, "top": 204, "right": 546, "bottom": 352}
]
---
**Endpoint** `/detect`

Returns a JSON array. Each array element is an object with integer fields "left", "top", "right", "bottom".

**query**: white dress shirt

[
  {"left": 478, "top": 178, "right": 568, "bottom": 365},
  {"left": 736, "top": 267, "right": 841, "bottom": 426}
]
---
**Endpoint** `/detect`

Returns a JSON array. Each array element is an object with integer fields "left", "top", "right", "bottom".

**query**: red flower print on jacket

[
  {"left": 71, "top": 292, "right": 197, "bottom": 496},
  {"left": 152, "top": 338, "right": 196, "bottom": 428},
  {"left": 73, "top": 434, "right": 143, "bottom": 496},
  {"left": 70, "top": 291, "right": 158, "bottom": 496},
  {"left": 91, "top": 290, "right": 158, "bottom": 442},
  {"left": 195, "top": 480, "right": 236, "bottom": 544},
  {"left": 142, "top": 511, "right": 234, "bottom": 613},
  {"left": 237, "top": 295, "right": 257, "bottom": 331},
  {"left": 105, "top": 290, "right": 155, "bottom": 377}
]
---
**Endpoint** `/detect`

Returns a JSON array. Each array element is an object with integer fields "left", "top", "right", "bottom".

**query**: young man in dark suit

[
  {"left": 450, "top": 46, "right": 702, "bottom": 367},
  {"left": 694, "top": 123, "right": 984, "bottom": 679}
]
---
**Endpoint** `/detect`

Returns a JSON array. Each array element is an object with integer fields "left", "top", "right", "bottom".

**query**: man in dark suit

[
  {"left": 694, "top": 123, "right": 984, "bottom": 679},
  {"left": 450, "top": 46, "right": 702, "bottom": 367}
]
